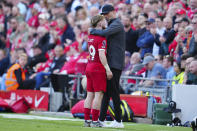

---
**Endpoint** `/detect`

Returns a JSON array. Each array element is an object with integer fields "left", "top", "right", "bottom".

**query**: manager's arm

[{"left": 90, "top": 21, "right": 122, "bottom": 37}]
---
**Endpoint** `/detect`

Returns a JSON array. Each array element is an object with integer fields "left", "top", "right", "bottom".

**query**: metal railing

[{"left": 65, "top": 74, "right": 174, "bottom": 102}]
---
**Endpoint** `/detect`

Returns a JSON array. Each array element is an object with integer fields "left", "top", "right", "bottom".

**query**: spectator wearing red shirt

[{"left": 27, "top": 3, "right": 41, "bottom": 28}]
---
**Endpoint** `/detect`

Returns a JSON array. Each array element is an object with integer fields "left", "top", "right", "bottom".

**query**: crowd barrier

[{"left": 65, "top": 74, "right": 174, "bottom": 103}]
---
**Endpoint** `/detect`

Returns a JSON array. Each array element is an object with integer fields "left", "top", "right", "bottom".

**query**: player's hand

[{"left": 106, "top": 70, "right": 113, "bottom": 80}]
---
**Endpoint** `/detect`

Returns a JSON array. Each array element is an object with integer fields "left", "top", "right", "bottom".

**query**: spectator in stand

[
  {"left": 12, "top": 5, "right": 24, "bottom": 22},
  {"left": 0, "top": 49, "right": 9, "bottom": 76},
  {"left": 188, "top": 16, "right": 197, "bottom": 57},
  {"left": 163, "top": 55, "right": 175, "bottom": 80},
  {"left": 5, "top": 53, "right": 35, "bottom": 91},
  {"left": 172, "top": 61, "right": 184, "bottom": 85},
  {"left": 27, "top": 3, "right": 41, "bottom": 28},
  {"left": 186, "top": 59, "right": 197, "bottom": 84},
  {"left": 124, "top": 52, "right": 144, "bottom": 77},
  {"left": 155, "top": 55, "right": 163, "bottom": 65},
  {"left": 27, "top": 45, "right": 47, "bottom": 73},
  {"left": 188, "top": 0, "right": 197, "bottom": 19},
  {"left": 153, "top": 17, "right": 165, "bottom": 57},
  {"left": 158, "top": 17, "right": 176, "bottom": 56},
  {"left": 122, "top": 51, "right": 131, "bottom": 76},
  {"left": 121, "top": 14, "right": 139, "bottom": 55},
  {"left": 57, "top": 15, "right": 75, "bottom": 44},
  {"left": 36, "top": 26, "right": 55, "bottom": 54},
  {"left": 183, "top": 56, "right": 194, "bottom": 84},
  {"left": 137, "top": 18, "right": 156, "bottom": 58},
  {"left": 168, "top": 27, "right": 187, "bottom": 59},
  {"left": 51, "top": 2, "right": 66, "bottom": 19},
  {"left": 10, "top": 22, "right": 29, "bottom": 50},
  {"left": 136, "top": 13, "right": 148, "bottom": 37},
  {"left": 141, "top": 55, "right": 166, "bottom": 87},
  {"left": 89, "top": 6, "right": 99, "bottom": 18},
  {"left": 31, "top": 45, "right": 66, "bottom": 90}
]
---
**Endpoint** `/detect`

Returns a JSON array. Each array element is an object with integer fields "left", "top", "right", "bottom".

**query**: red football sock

[
  {"left": 84, "top": 108, "right": 91, "bottom": 120},
  {"left": 92, "top": 109, "right": 100, "bottom": 121}
]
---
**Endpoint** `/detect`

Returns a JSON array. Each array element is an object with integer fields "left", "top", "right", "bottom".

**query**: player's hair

[{"left": 90, "top": 15, "right": 104, "bottom": 28}]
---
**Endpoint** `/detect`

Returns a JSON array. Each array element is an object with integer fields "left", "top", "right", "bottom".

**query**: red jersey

[{"left": 86, "top": 35, "right": 107, "bottom": 72}]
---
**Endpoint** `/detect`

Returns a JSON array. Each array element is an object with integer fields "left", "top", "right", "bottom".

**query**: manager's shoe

[{"left": 108, "top": 120, "right": 124, "bottom": 128}]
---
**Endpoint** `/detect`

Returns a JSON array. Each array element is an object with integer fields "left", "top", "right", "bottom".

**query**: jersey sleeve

[{"left": 98, "top": 38, "right": 107, "bottom": 51}]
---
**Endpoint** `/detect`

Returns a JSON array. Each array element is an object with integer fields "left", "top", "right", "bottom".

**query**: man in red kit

[{"left": 84, "top": 15, "right": 113, "bottom": 127}]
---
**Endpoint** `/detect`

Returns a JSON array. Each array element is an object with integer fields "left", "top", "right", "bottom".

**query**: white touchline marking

[{"left": 0, "top": 114, "right": 83, "bottom": 121}]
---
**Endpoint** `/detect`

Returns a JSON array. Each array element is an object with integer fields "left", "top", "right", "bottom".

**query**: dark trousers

[{"left": 99, "top": 68, "right": 122, "bottom": 122}]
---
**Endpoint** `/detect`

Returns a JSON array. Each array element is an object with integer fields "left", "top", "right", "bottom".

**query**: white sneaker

[
  {"left": 108, "top": 120, "right": 124, "bottom": 128},
  {"left": 99, "top": 120, "right": 108, "bottom": 127}
]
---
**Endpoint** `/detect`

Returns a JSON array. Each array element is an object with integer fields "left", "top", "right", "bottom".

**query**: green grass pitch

[{"left": 0, "top": 115, "right": 191, "bottom": 131}]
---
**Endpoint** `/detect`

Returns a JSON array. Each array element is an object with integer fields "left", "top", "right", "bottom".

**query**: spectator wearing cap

[
  {"left": 141, "top": 55, "right": 166, "bottom": 87},
  {"left": 121, "top": 14, "right": 139, "bottom": 55},
  {"left": 180, "top": 17, "right": 190, "bottom": 28},
  {"left": 137, "top": 18, "right": 157, "bottom": 58},
  {"left": 90, "top": 4, "right": 125, "bottom": 127},
  {"left": 176, "top": 9, "right": 186, "bottom": 19},
  {"left": 188, "top": 17, "right": 197, "bottom": 57},
  {"left": 158, "top": 17, "right": 176, "bottom": 56}
]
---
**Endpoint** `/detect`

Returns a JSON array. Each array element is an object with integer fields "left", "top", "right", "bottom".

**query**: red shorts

[{"left": 86, "top": 70, "right": 106, "bottom": 92}]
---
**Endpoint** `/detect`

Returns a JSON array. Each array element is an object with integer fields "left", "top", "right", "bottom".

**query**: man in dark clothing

[
  {"left": 121, "top": 15, "right": 139, "bottom": 54},
  {"left": 188, "top": 17, "right": 197, "bottom": 57},
  {"left": 90, "top": 4, "right": 125, "bottom": 128},
  {"left": 27, "top": 45, "right": 47, "bottom": 74},
  {"left": 57, "top": 15, "right": 75, "bottom": 44},
  {"left": 158, "top": 17, "right": 176, "bottom": 55},
  {"left": 32, "top": 45, "right": 66, "bottom": 90},
  {"left": 0, "top": 49, "right": 9, "bottom": 76}
]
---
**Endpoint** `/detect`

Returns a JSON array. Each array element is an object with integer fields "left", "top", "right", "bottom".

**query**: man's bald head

[{"left": 190, "top": 60, "right": 197, "bottom": 75}]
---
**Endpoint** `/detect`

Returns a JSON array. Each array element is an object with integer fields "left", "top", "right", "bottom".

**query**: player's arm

[{"left": 99, "top": 50, "right": 113, "bottom": 80}]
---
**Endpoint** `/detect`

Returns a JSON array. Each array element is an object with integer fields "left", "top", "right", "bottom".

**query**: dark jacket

[
  {"left": 38, "top": 33, "right": 55, "bottom": 54},
  {"left": 137, "top": 30, "right": 155, "bottom": 58},
  {"left": 50, "top": 55, "right": 66, "bottom": 73},
  {"left": 158, "top": 28, "right": 176, "bottom": 55},
  {"left": 125, "top": 28, "right": 139, "bottom": 54},
  {"left": 188, "top": 36, "right": 197, "bottom": 57},
  {"left": 61, "top": 25, "right": 75, "bottom": 44},
  {"left": 0, "top": 56, "right": 9, "bottom": 76},
  {"left": 28, "top": 53, "right": 47, "bottom": 68},
  {"left": 90, "top": 18, "right": 125, "bottom": 70}
]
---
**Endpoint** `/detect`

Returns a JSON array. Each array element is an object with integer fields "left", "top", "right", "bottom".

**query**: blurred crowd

[{"left": 0, "top": 0, "right": 197, "bottom": 93}]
